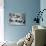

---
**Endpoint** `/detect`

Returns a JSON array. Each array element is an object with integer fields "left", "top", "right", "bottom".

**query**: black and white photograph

[{"left": 9, "top": 13, "right": 25, "bottom": 25}]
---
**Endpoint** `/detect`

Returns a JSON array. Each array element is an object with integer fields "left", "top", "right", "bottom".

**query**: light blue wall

[
  {"left": 4, "top": 0, "right": 40, "bottom": 42},
  {"left": 40, "top": 0, "right": 46, "bottom": 27}
]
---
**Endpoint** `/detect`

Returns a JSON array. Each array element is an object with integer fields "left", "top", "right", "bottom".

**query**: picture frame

[{"left": 9, "top": 12, "right": 25, "bottom": 25}]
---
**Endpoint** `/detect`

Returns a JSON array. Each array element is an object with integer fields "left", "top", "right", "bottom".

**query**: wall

[
  {"left": 4, "top": 0, "right": 40, "bottom": 42},
  {"left": 40, "top": 0, "right": 46, "bottom": 26}
]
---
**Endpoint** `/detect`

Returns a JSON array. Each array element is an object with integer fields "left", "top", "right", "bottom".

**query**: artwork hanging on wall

[{"left": 9, "top": 12, "right": 26, "bottom": 25}]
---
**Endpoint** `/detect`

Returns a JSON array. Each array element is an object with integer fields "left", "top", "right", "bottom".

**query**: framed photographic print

[{"left": 9, "top": 12, "right": 25, "bottom": 25}]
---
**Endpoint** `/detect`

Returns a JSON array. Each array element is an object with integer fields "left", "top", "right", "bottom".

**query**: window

[{"left": 0, "top": 0, "right": 4, "bottom": 42}]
